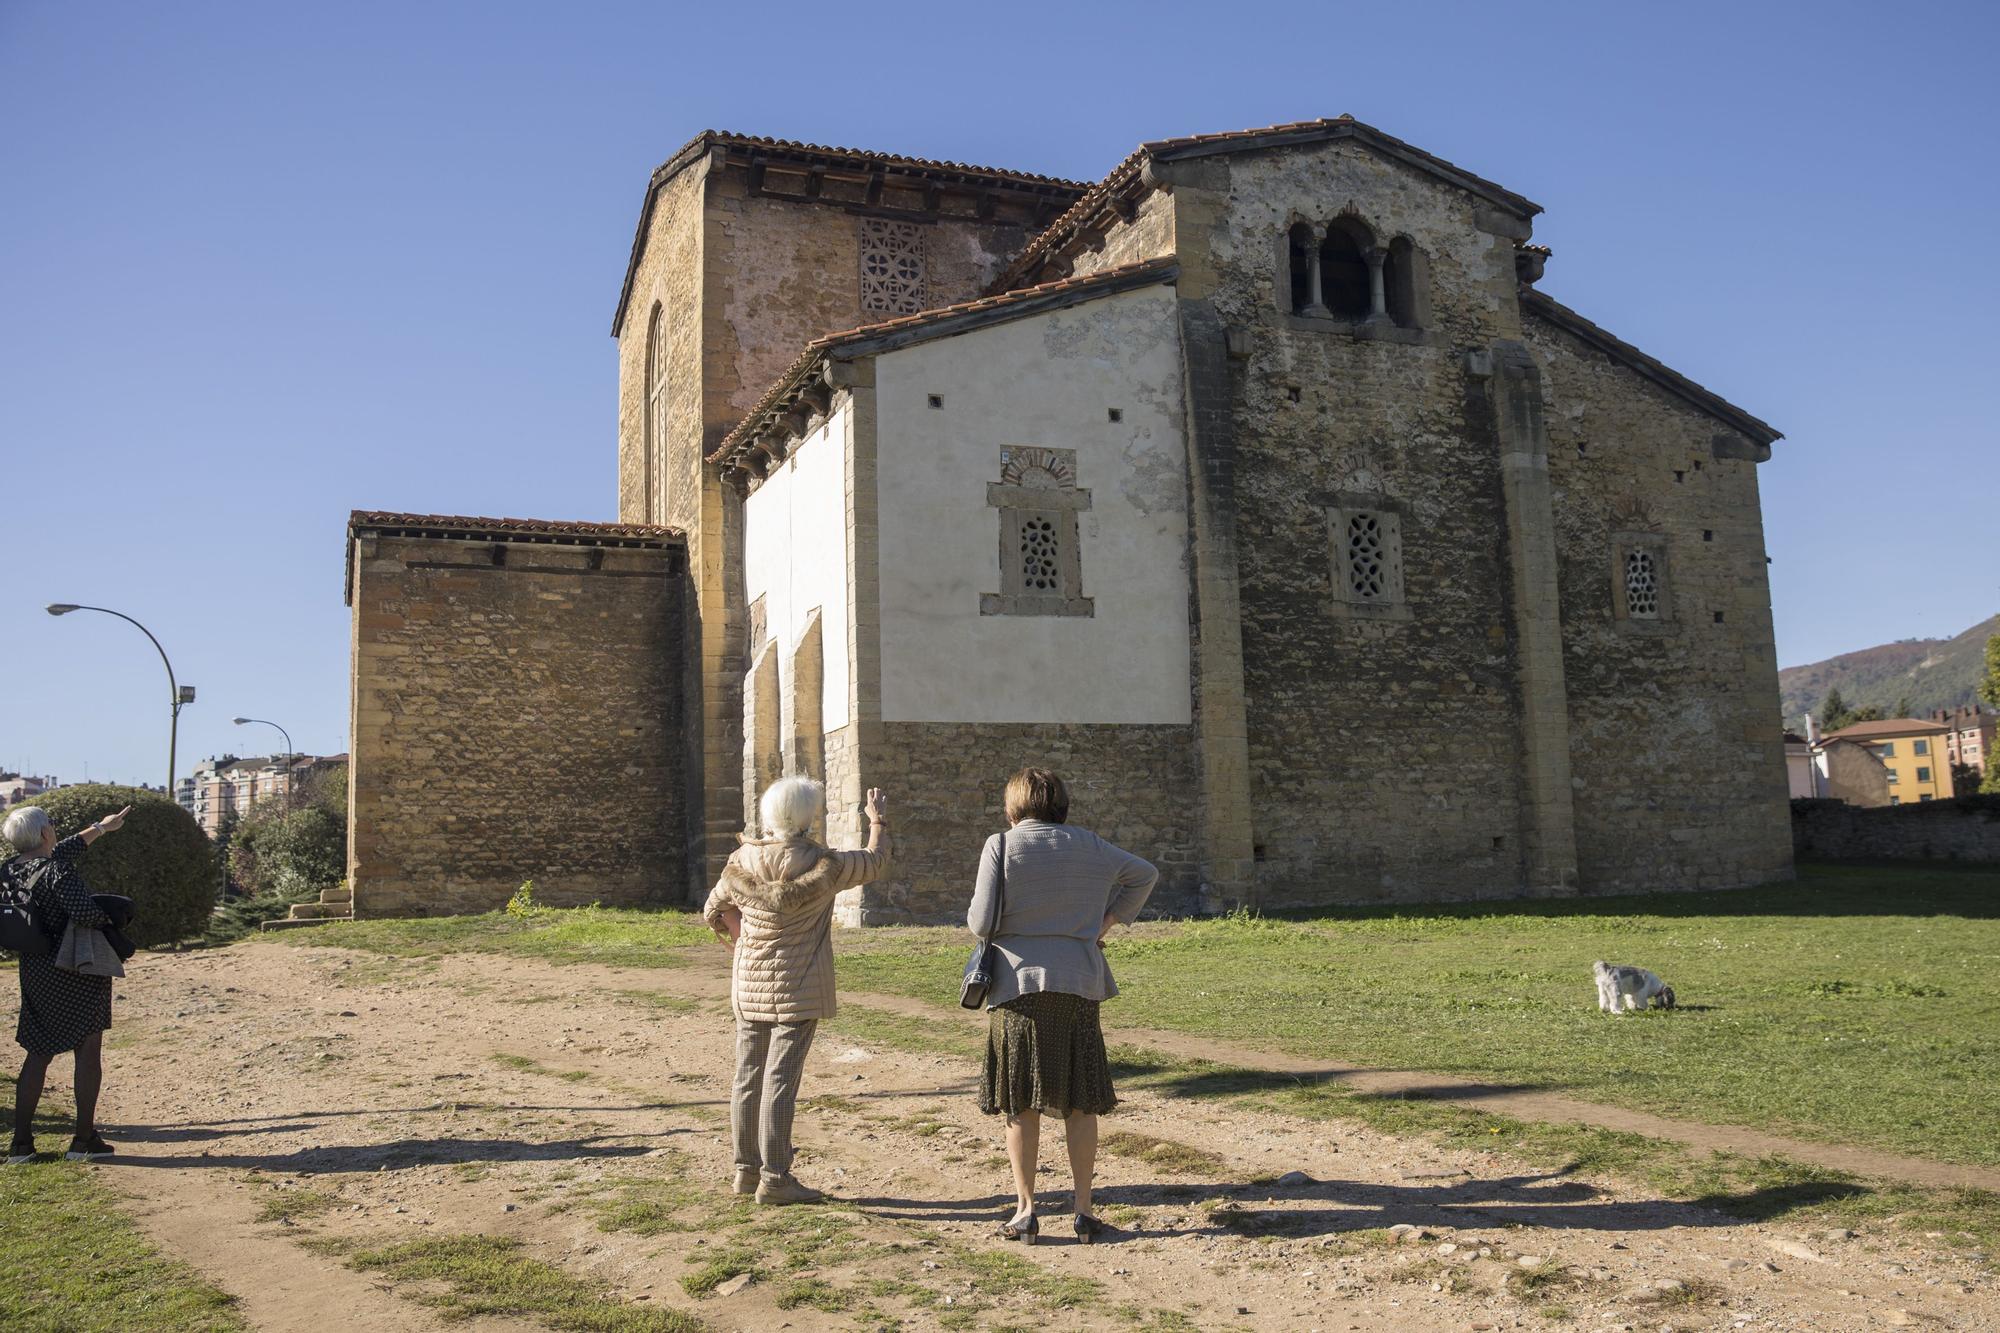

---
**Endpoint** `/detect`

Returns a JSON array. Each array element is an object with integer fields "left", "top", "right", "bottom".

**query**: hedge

[{"left": 14, "top": 785, "right": 217, "bottom": 947}]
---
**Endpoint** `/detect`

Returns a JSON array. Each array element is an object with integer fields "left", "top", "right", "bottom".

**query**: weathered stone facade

[
  {"left": 345, "top": 516, "right": 687, "bottom": 916},
  {"left": 349, "top": 117, "right": 1795, "bottom": 922}
]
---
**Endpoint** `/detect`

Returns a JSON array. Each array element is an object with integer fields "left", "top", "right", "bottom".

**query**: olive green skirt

[{"left": 979, "top": 991, "right": 1117, "bottom": 1117}]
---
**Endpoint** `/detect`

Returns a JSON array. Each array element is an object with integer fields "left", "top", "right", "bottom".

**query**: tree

[
  {"left": 1981, "top": 633, "right": 2000, "bottom": 794},
  {"left": 1892, "top": 695, "right": 1914, "bottom": 721},
  {"left": 27, "top": 785, "right": 216, "bottom": 947},
  {"left": 1820, "top": 687, "right": 1853, "bottom": 732}
]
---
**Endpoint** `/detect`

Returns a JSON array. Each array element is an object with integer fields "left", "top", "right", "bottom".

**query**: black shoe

[
  {"left": 999, "top": 1211, "right": 1038, "bottom": 1245},
  {"left": 6, "top": 1137, "right": 35, "bottom": 1165},
  {"left": 1073, "top": 1213, "right": 1107, "bottom": 1245},
  {"left": 64, "top": 1132, "right": 113, "bottom": 1162}
]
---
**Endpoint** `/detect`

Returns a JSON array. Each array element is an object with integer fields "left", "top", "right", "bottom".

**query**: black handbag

[
  {"left": 0, "top": 858, "right": 53, "bottom": 959},
  {"left": 959, "top": 832, "right": 1008, "bottom": 1010}
]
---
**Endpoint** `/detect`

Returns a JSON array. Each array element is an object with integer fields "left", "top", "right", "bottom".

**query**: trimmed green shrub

[{"left": 22, "top": 785, "right": 216, "bottom": 947}]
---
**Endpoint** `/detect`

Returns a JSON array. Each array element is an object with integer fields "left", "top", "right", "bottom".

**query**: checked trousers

[{"left": 732, "top": 1016, "right": 818, "bottom": 1184}]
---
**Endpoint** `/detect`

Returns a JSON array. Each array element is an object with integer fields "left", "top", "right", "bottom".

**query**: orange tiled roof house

[{"left": 346, "top": 118, "right": 1793, "bottom": 921}]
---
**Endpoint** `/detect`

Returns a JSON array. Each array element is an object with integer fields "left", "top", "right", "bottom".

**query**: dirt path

[{"left": 65, "top": 941, "right": 1994, "bottom": 1332}]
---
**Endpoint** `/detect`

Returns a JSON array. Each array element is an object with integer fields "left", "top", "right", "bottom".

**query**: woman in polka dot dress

[{"left": 3, "top": 803, "right": 130, "bottom": 1163}]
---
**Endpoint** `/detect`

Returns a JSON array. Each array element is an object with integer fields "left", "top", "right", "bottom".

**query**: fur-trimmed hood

[{"left": 717, "top": 852, "right": 845, "bottom": 914}]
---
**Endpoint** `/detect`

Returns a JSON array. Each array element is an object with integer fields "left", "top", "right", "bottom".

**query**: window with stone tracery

[
  {"left": 982, "top": 447, "right": 1093, "bottom": 617},
  {"left": 1328, "top": 499, "right": 1407, "bottom": 617},
  {"left": 859, "top": 219, "right": 926, "bottom": 315},
  {"left": 1610, "top": 528, "right": 1673, "bottom": 628},
  {"left": 1623, "top": 549, "right": 1661, "bottom": 619}
]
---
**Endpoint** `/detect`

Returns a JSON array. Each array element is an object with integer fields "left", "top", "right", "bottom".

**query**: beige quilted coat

[{"left": 703, "top": 833, "right": 891, "bottom": 1024}]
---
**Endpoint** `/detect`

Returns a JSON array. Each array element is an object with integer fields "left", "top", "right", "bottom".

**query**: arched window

[
  {"left": 1320, "top": 220, "right": 1373, "bottom": 319},
  {"left": 643, "top": 304, "right": 666, "bottom": 520},
  {"left": 1384, "top": 236, "right": 1424, "bottom": 328}
]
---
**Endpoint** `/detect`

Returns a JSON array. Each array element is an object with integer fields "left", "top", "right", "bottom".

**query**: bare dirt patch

[{"left": 63, "top": 941, "right": 1997, "bottom": 1331}]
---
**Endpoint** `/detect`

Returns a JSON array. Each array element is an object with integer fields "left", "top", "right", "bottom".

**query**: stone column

[
  {"left": 1364, "top": 248, "right": 1389, "bottom": 322},
  {"left": 1302, "top": 242, "right": 1330, "bottom": 318},
  {"left": 1485, "top": 342, "right": 1580, "bottom": 895}
]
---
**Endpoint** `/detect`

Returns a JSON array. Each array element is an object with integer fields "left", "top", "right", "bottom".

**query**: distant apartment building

[
  {"left": 1816, "top": 718, "right": 1953, "bottom": 805},
  {"left": 183, "top": 753, "right": 347, "bottom": 837},
  {"left": 0, "top": 773, "right": 57, "bottom": 807},
  {"left": 1929, "top": 704, "right": 1995, "bottom": 789}
]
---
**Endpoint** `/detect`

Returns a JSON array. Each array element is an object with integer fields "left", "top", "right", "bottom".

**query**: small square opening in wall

[
  {"left": 1253, "top": 844, "right": 1268, "bottom": 863},
  {"left": 1285, "top": 386, "right": 1301, "bottom": 403},
  {"left": 927, "top": 393, "right": 944, "bottom": 409},
  {"left": 1576, "top": 442, "right": 1589, "bottom": 457},
  {"left": 1492, "top": 835, "right": 1506, "bottom": 851},
  {"left": 1673, "top": 469, "right": 1685, "bottom": 483},
  {"left": 1107, "top": 408, "right": 1123, "bottom": 423},
  {"left": 1714, "top": 610, "right": 1725, "bottom": 623},
  {"left": 1692, "top": 459, "right": 1703, "bottom": 471},
  {"left": 1703, "top": 529, "right": 1714, "bottom": 542}
]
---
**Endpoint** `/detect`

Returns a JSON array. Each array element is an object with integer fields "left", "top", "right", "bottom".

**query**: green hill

[{"left": 1779, "top": 613, "right": 1998, "bottom": 726}]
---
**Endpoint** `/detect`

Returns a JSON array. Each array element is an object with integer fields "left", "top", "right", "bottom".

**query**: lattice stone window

[
  {"left": 1611, "top": 531, "right": 1673, "bottom": 628},
  {"left": 859, "top": 219, "right": 926, "bottom": 315},
  {"left": 1328, "top": 494, "right": 1409, "bottom": 620},
  {"left": 982, "top": 447, "right": 1093, "bottom": 617},
  {"left": 1623, "top": 549, "right": 1661, "bottom": 618}
]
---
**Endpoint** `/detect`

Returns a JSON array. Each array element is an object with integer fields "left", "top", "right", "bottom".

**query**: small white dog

[{"left": 1593, "top": 960, "right": 1676, "bottom": 1014}]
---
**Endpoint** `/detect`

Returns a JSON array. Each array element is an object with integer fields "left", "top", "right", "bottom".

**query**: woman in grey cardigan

[{"left": 968, "top": 767, "right": 1157, "bottom": 1244}]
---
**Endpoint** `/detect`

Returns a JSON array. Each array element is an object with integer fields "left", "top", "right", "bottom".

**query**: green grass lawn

[
  {"left": 833, "top": 862, "right": 2000, "bottom": 1166},
  {"left": 0, "top": 1131, "right": 243, "bottom": 1332},
  {"left": 276, "top": 863, "right": 1998, "bottom": 1166},
  {"left": 283, "top": 903, "right": 716, "bottom": 968}
]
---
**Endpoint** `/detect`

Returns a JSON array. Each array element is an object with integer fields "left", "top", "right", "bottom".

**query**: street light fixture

[
  {"left": 46, "top": 603, "right": 192, "bottom": 794},
  {"left": 232, "top": 717, "right": 296, "bottom": 812}
]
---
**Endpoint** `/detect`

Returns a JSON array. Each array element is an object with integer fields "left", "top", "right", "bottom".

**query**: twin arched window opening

[{"left": 1286, "top": 219, "right": 1422, "bottom": 328}]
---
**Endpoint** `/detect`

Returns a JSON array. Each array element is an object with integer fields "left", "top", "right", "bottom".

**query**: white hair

[
  {"left": 759, "top": 777, "right": 825, "bottom": 840},
  {"left": 3, "top": 806, "right": 52, "bottom": 855}
]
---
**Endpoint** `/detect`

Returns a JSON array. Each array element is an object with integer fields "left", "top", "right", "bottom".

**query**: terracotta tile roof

[
  {"left": 991, "top": 116, "right": 1544, "bottom": 294},
  {"left": 348, "top": 511, "right": 682, "bottom": 542},
  {"left": 1819, "top": 718, "right": 1952, "bottom": 742},
  {"left": 611, "top": 130, "right": 1089, "bottom": 335},
  {"left": 1520, "top": 288, "right": 1783, "bottom": 446},
  {"left": 708, "top": 257, "right": 1179, "bottom": 471},
  {"left": 345, "top": 511, "right": 683, "bottom": 603}
]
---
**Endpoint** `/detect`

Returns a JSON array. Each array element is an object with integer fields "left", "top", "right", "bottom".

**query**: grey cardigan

[{"left": 966, "top": 821, "right": 1159, "bottom": 1008}]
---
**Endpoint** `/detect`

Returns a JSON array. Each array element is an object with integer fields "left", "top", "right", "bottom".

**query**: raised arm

[{"left": 965, "top": 832, "right": 1008, "bottom": 941}]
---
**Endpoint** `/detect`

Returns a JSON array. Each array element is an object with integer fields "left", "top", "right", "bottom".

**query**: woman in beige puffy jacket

[{"left": 703, "top": 777, "right": 890, "bottom": 1205}]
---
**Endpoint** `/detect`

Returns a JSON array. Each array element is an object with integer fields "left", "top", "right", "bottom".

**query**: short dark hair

[{"left": 1004, "top": 767, "right": 1069, "bottom": 824}]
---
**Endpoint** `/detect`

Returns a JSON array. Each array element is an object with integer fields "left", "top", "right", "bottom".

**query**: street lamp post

[
  {"left": 46, "top": 604, "right": 194, "bottom": 794},
  {"left": 232, "top": 717, "right": 295, "bottom": 812}
]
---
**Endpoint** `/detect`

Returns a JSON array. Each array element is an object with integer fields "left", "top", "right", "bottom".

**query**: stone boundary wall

[
  {"left": 348, "top": 528, "right": 688, "bottom": 916},
  {"left": 834, "top": 722, "right": 1201, "bottom": 926},
  {"left": 1791, "top": 797, "right": 2000, "bottom": 864}
]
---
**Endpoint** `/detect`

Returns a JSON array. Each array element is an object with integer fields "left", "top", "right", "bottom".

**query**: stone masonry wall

[
  {"left": 1065, "top": 189, "right": 1177, "bottom": 281},
  {"left": 1530, "top": 314, "right": 1795, "bottom": 892},
  {"left": 834, "top": 722, "right": 1201, "bottom": 925},
  {"left": 1792, "top": 797, "right": 2000, "bottom": 863},
  {"left": 348, "top": 531, "right": 686, "bottom": 916},
  {"left": 1179, "top": 140, "right": 1541, "bottom": 905}
]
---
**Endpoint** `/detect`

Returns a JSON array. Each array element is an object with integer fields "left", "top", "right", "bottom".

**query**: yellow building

[{"left": 1817, "top": 718, "right": 1954, "bottom": 805}]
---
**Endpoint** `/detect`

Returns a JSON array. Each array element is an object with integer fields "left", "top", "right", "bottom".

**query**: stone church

[{"left": 344, "top": 116, "right": 1793, "bottom": 922}]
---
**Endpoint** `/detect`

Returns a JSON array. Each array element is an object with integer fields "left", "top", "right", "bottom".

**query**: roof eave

[{"left": 1520, "top": 288, "right": 1783, "bottom": 448}]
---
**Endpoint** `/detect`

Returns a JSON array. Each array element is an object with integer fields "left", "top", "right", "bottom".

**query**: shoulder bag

[
  {"left": 0, "top": 858, "right": 53, "bottom": 959},
  {"left": 958, "top": 833, "right": 1008, "bottom": 1010}
]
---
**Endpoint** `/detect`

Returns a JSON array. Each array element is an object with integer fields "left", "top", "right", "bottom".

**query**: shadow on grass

[{"left": 104, "top": 1130, "right": 682, "bottom": 1173}]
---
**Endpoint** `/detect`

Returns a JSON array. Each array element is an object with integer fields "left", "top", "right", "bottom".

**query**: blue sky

[{"left": 3, "top": 0, "right": 1994, "bottom": 787}]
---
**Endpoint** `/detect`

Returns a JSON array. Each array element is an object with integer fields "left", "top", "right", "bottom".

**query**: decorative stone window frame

[
  {"left": 981, "top": 447, "right": 1094, "bottom": 618},
  {"left": 859, "top": 218, "right": 926, "bottom": 315},
  {"left": 1327, "top": 491, "right": 1412, "bottom": 622},
  {"left": 1610, "top": 530, "right": 1674, "bottom": 633},
  {"left": 1276, "top": 213, "right": 1429, "bottom": 346}
]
